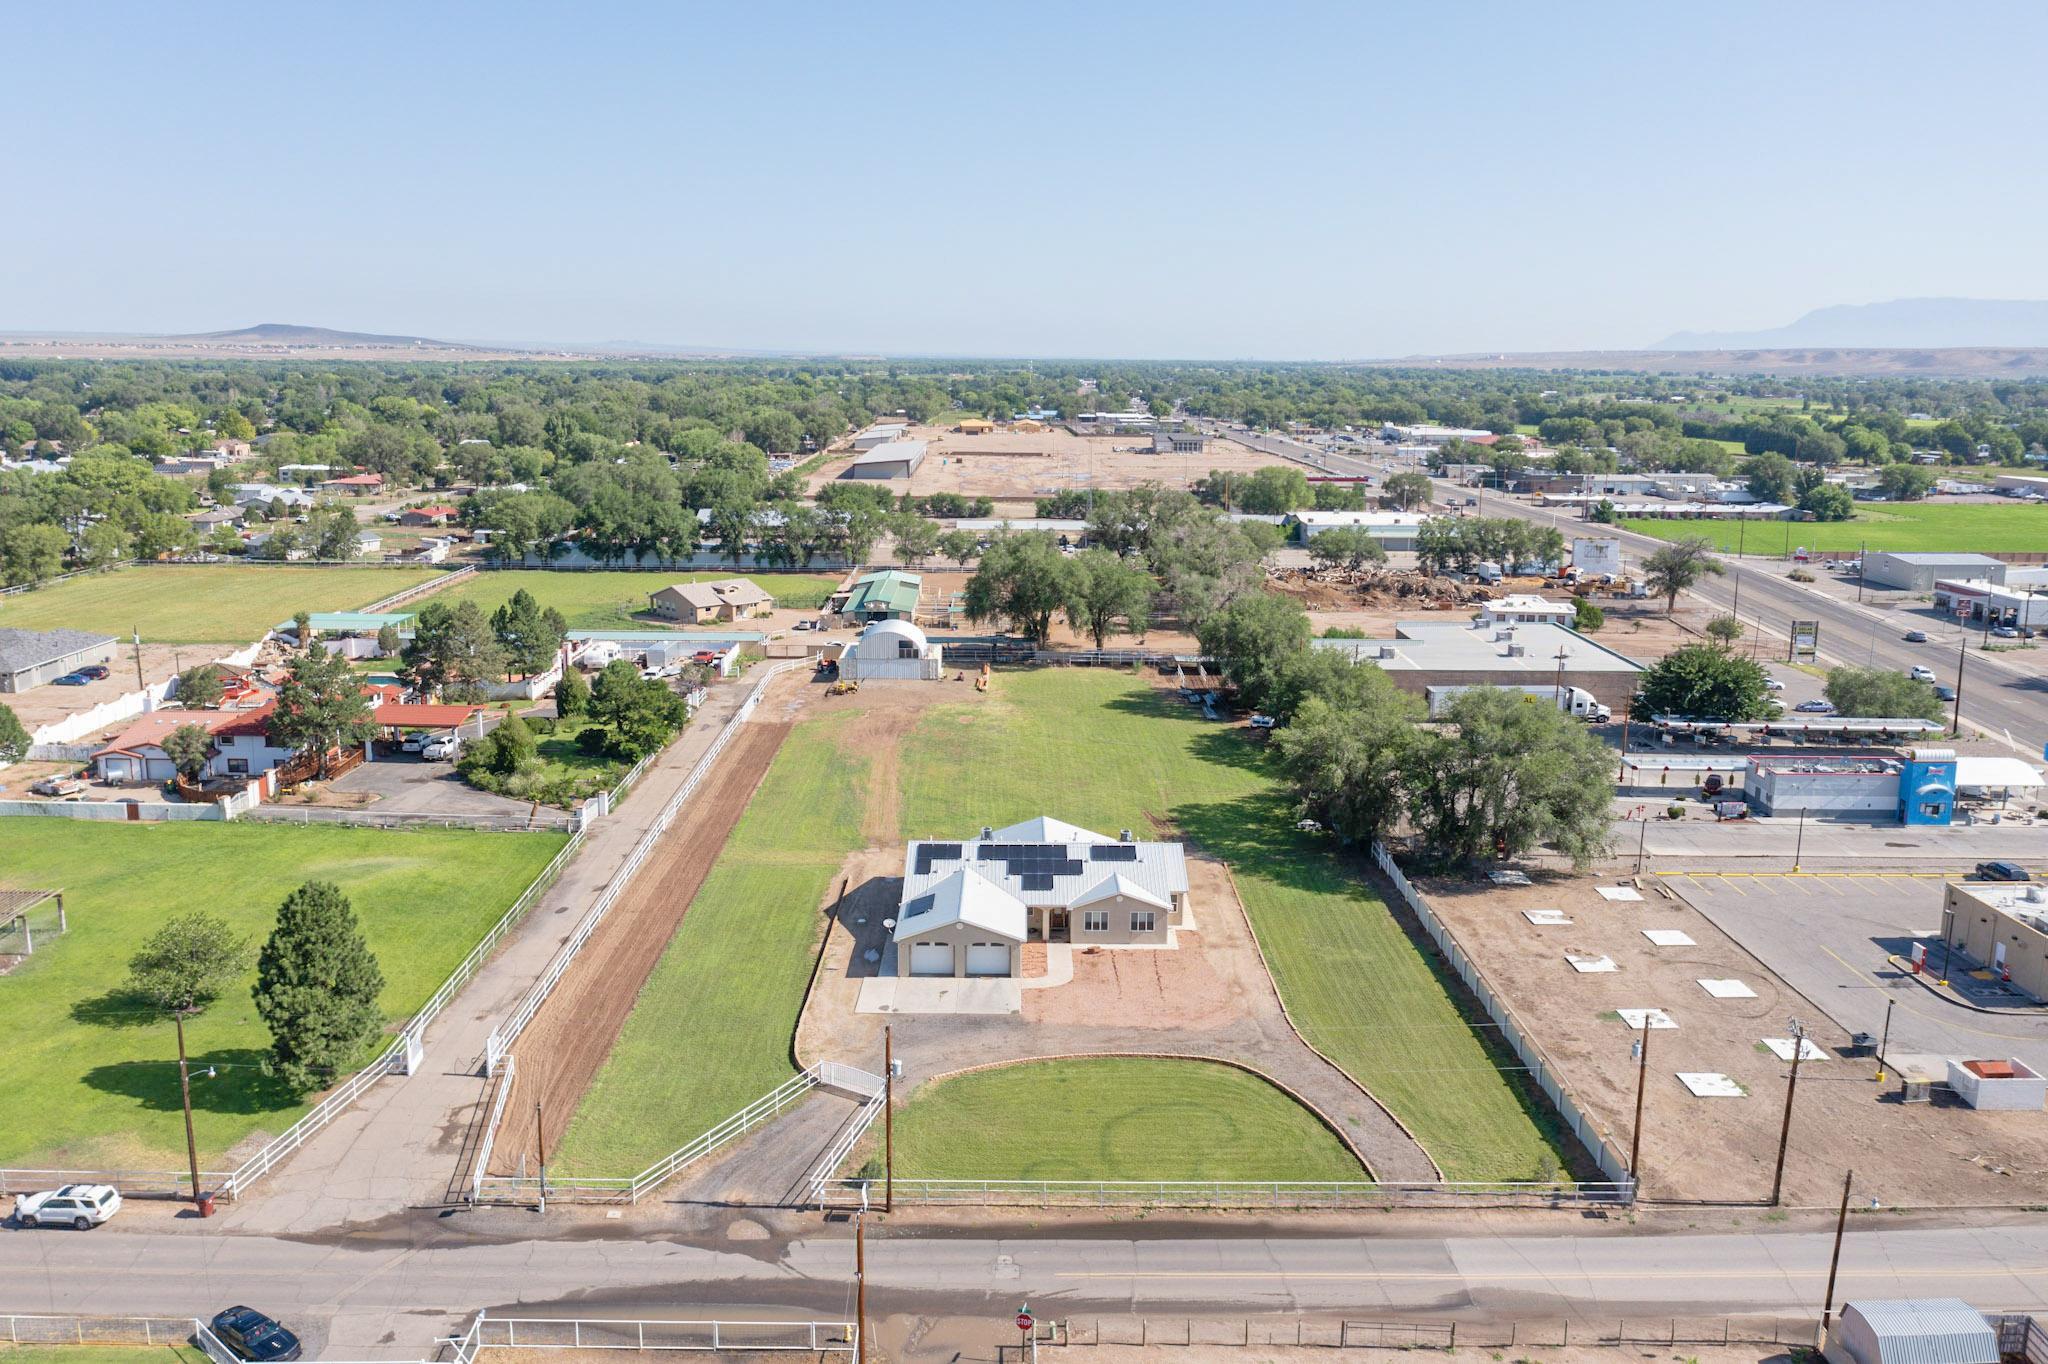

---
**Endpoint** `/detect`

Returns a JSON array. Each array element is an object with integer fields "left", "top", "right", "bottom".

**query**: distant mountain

[
  {"left": 175, "top": 322, "right": 480, "bottom": 348},
  {"left": 1657, "top": 298, "right": 2048, "bottom": 351}
]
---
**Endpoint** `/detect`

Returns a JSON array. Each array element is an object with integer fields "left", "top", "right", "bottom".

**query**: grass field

[
  {"left": 895, "top": 671, "right": 1568, "bottom": 1181},
  {"left": 550, "top": 712, "right": 868, "bottom": 1175},
  {"left": 439, "top": 570, "right": 842, "bottom": 629},
  {"left": 0, "top": 565, "right": 441, "bottom": 643},
  {"left": 0, "top": 1349, "right": 204, "bottom": 1364},
  {"left": 1623, "top": 501, "right": 2048, "bottom": 555},
  {"left": 0, "top": 821, "right": 567, "bottom": 1169},
  {"left": 865, "top": 1057, "right": 1365, "bottom": 1181}
]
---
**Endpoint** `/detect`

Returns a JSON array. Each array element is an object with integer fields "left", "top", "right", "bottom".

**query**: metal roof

[
  {"left": 1312, "top": 621, "right": 1646, "bottom": 675},
  {"left": 844, "top": 569, "right": 922, "bottom": 616},
  {"left": 0, "top": 627, "right": 117, "bottom": 673},
  {"left": 893, "top": 867, "right": 1028, "bottom": 943},
  {"left": 1836, "top": 1300, "right": 1997, "bottom": 1364},
  {"left": 901, "top": 819, "right": 1188, "bottom": 913}
]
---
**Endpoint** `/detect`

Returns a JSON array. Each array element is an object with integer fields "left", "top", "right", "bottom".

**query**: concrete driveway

[{"left": 325, "top": 754, "right": 536, "bottom": 817}]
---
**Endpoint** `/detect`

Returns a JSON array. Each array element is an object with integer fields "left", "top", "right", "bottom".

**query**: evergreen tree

[
  {"left": 554, "top": 665, "right": 590, "bottom": 719},
  {"left": 253, "top": 881, "right": 387, "bottom": 1093},
  {"left": 0, "top": 702, "right": 29, "bottom": 765}
]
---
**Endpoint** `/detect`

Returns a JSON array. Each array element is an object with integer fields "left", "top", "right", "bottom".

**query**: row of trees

[{"left": 1413, "top": 516, "right": 1568, "bottom": 577}]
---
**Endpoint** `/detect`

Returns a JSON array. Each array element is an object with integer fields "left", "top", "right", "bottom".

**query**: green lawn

[
  {"left": 894, "top": 670, "right": 1568, "bottom": 1181},
  {"left": 867, "top": 1057, "right": 1364, "bottom": 1181},
  {"left": 1623, "top": 501, "right": 2048, "bottom": 555},
  {"left": 439, "top": 570, "right": 841, "bottom": 629},
  {"left": 550, "top": 712, "right": 867, "bottom": 1175},
  {"left": 0, "top": 565, "right": 441, "bottom": 643},
  {"left": 0, "top": 821, "right": 567, "bottom": 1169}
]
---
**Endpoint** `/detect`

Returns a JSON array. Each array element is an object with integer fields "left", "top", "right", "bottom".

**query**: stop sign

[{"left": 1016, "top": 1313, "right": 1034, "bottom": 1332}]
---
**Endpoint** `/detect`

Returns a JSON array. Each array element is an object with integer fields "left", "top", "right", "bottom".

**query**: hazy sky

[{"left": 8, "top": 1, "right": 2047, "bottom": 359}]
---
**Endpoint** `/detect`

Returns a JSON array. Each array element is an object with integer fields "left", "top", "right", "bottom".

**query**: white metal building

[
  {"left": 1289, "top": 510, "right": 1428, "bottom": 550},
  {"left": 846, "top": 439, "right": 927, "bottom": 479},
  {"left": 850, "top": 424, "right": 908, "bottom": 452},
  {"left": 839, "top": 619, "right": 944, "bottom": 681},
  {"left": 1476, "top": 595, "right": 1577, "bottom": 628},
  {"left": 1822, "top": 1300, "right": 1998, "bottom": 1364},
  {"left": 1863, "top": 552, "right": 2008, "bottom": 592}
]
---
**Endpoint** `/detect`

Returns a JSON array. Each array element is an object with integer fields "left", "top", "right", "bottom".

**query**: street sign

[{"left": 1016, "top": 1313, "right": 1034, "bottom": 1332}]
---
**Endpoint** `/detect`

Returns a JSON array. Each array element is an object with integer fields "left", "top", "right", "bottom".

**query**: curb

[{"left": 1883, "top": 953, "right": 2047, "bottom": 1017}]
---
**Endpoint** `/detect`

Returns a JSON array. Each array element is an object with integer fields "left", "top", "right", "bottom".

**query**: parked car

[
  {"left": 420, "top": 735, "right": 460, "bottom": 761},
  {"left": 1973, "top": 861, "right": 2031, "bottom": 883},
  {"left": 77, "top": 665, "right": 110, "bottom": 681},
  {"left": 691, "top": 649, "right": 721, "bottom": 665},
  {"left": 13, "top": 1184, "right": 121, "bottom": 1230},
  {"left": 1934, "top": 684, "right": 1957, "bottom": 701},
  {"left": 793, "top": 620, "right": 812, "bottom": 631},
  {"left": 1762, "top": 677, "right": 1785, "bottom": 691},
  {"left": 1908, "top": 665, "right": 1938, "bottom": 682},
  {"left": 1992, "top": 625, "right": 2021, "bottom": 638},
  {"left": 398, "top": 732, "right": 427, "bottom": 753},
  {"left": 209, "top": 1308, "right": 303, "bottom": 1363},
  {"left": 1793, "top": 699, "right": 1836, "bottom": 714},
  {"left": 1247, "top": 714, "right": 1277, "bottom": 729},
  {"left": 28, "top": 776, "right": 88, "bottom": 798},
  {"left": 51, "top": 672, "right": 92, "bottom": 686},
  {"left": 1903, "top": 630, "right": 1928, "bottom": 643}
]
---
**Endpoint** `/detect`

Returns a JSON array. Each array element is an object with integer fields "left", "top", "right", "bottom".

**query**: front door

[{"left": 1049, "top": 909, "right": 1070, "bottom": 942}]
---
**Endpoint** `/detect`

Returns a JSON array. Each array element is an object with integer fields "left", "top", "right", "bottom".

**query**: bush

[
  {"left": 1787, "top": 569, "right": 1815, "bottom": 582},
  {"left": 526, "top": 715, "right": 557, "bottom": 735},
  {"left": 1572, "top": 598, "right": 1604, "bottom": 632}
]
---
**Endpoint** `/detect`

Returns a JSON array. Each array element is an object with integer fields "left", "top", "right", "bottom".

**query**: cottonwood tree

[
  {"left": 1642, "top": 538, "right": 1723, "bottom": 614},
  {"left": 1063, "top": 548, "right": 1154, "bottom": 649},
  {"left": 1824, "top": 666, "right": 1946, "bottom": 723},
  {"left": 1306, "top": 526, "right": 1386, "bottom": 572},
  {"left": 271, "top": 647, "right": 378, "bottom": 774},
  {"left": 1270, "top": 683, "right": 1419, "bottom": 844},
  {"left": 1632, "top": 643, "right": 1773, "bottom": 721},
  {"left": 1380, "top": 471, "right": 1435, "bottom": 510},
  {"left": 1402, "top": 688, "right": 1614, "bottom": 869},
  {"left": 1193, "top": 590, "right": 1311, "bottom": 715},
  {"left": 253, "top": 882, "right": 386, "bottom": 1094},
  {"left": 964, "top": 534, "right": 1071, "bottom": 646}
]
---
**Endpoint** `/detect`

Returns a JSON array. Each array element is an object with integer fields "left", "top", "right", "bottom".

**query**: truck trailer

[{"left": 1424, "top": 683, "right": 1612, "bottom": 723}]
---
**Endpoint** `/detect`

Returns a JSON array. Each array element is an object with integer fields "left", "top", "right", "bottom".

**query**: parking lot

[{"left": 1662, "top": 872, "right": 2048, "bottom": 1075}]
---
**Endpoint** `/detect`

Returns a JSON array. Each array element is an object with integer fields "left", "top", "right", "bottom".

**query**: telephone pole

[
  {"left": 1822, "top": 1169, "right": 1855, "bottom": 1331},
  {"left": 854, "top": 1210, "right": 868, "bottom": 1364},
  {"left": 534, "top": 1101, "right": 548, "bottom": 1214},
  {"left": 175, "top": 1010, "right": 204, "bottom": 1214},
  {"left": 1770, "top": 1019, "right": 1807, "bottom": 1206},
  {"left": 883, "top": 1026, "right": 895, "bottom": 1214},
  {"left": 1628, "top": 1026, "right": 1651, "bottom": 1192}
]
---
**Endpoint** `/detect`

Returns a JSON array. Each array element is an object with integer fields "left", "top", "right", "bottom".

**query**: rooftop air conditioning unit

[
  {"left": 980, "top": 826, "right": 994, "bottom": 839},
  {"left": 2024, "top": 886, "right": 2046, "bottom": 904},
  {"left": 1377, "top": 646, "right": 1397, "bottom": 659},
  {"left": 1119, "top": 829, "right": 1133, "bottom": 842},
  {"left": 1505, "top": 644, "right": 1525, "bottom": 657}
]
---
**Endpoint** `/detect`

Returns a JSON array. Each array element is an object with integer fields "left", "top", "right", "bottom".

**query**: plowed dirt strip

[{"left": 488, "top": 719, "right": 793, "bottom": 1174}]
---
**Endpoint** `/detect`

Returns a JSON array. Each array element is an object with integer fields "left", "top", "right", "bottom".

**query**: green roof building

[{"left": 840, "top": 570, "right": 922, "bottom": 622}]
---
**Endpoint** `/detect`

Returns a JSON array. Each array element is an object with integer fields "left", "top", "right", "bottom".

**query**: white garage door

[
  {"left": 965, "top": 942, "right": 1011, "bottom": 977},
  {"left": 908, "top": 942, "right": 954, "bottom": 977}
]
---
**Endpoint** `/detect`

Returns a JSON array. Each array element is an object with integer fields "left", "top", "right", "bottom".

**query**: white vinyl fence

[
  {"left": 0, "top": 1315, "right": 197, "bottom": 1347},
  {"left": 1371, "top": 842, "right": 1634, "bottom": 1188},
  {"left": 455, "top": 1312, "right": 856, "bottom": 1355},
  {"left": 827, "top": 1178, "right": 1633, "bottom": 1210}
]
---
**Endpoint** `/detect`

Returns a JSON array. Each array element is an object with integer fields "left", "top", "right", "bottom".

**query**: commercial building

[
  {"left": 0, "top": 627, "right": 118, "bottom": 693},
  {"left": 1992, "top": 473, "right": 2048, "bottom": 497},
  {"left": 1943, "top": 879, "right": 2048, "bottom": 1001},
  {"left": 893, "top": 817, "right": 1191, "bottom": 977},
  {"left": 1381, "top": 423, "right": 1495, "bottom": 446},
  {"left": 1288, "top": 510, "right": 1428, "bottom": 551},
  {"left": 1931, "top": 577, "right": 2048, "bottom": 631},
  {"left": 845, "top": 439, "right": 927, "bottom": 480},
  {"left": 646, "top": 578, "right": 773, "bottom": 624},
  {"left": 835, "top": 569, "right": 922, "bottom": 622},
  {"left": 1150, "top": 430, "right": 1206, "bottom": 454},
  {"left": 1744, "top": 749, "right": 1956, "bottom": 824},
  {"left": 1862, "top": 551, "right": 2008, "bottom": 592},
  {"left": 838, "top": 619, "right": 944, "bottom": 681},
  {"left": 850, "top": 424, "right": 908, "bottom": 452},
  {"left": 1476, "top": 595, "right": 1577, "bottom": 628},
  {"left": 1311, "top": 619, "right": 1647, "bottom": 714}
]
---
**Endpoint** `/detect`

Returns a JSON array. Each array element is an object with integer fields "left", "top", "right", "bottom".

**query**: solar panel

[
  {"left": 1018, "top": 873, "right": 1055, "bottom": 891},
  {"left": 1089, "top": 845, "right": 1138, "bottom": 862},
  {"left": 902, "top": 893, "right": 936, "bottom": 919}
]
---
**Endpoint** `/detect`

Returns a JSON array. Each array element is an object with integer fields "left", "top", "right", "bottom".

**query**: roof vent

[
  {"left": 1119, "top": 829, "right": 1133, "bottom": 842},
  {"left": 2026, "top": 886, "right": 2047, "bottom": 904},
  {"left": 980, "top": 826, "right": 993, "bottom": 839}
]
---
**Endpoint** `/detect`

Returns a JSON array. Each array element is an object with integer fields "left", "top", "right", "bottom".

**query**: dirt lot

[
  {"left": 806, "top": 424, "right": 1293, "bottom": 506},
  {"left": 1414, "top": 870, "right": 2048, "bottom": 1207},
  {"left": 1, "top": 642, "right": 198, "bottom": 730},
  {"left": 487, "top": 690, "right": 799, "bottom": 1173}
]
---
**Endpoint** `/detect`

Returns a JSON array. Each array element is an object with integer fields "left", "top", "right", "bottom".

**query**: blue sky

[{"left": 7, "top": 2, "right": 2046, "bottom": 359}]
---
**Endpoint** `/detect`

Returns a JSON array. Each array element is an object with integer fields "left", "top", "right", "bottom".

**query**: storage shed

[
  {"left": 1822, "top": 1299, "right": 1998, "bottom": 1364},
  {"left": 840, "top": 619, "right": 944, "bottom": 681}
]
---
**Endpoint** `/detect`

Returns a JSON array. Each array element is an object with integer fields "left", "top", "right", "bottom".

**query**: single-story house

[
  {"left": 840, "top": 619, "right": 944, "bottom": 681},
  {"left": 893, "top": 817, "right": 1191, "bottom": 976},
  {"left": 354, "top": 530, "right": 383, "bottom": 555},
  {"left": 647, "top": 578, "right": 773, "bottom": 624},
  {"left": 1312, "top": 619, "right": 1647, "bottom": 715},
  {"left": 209, "top": 439, "right": 253, "bottom": 461},
  {"left": 230, "top": 483, "right": 315, "bottom": 509},
  {"left": 399, "top": 505, "right": 461, "bottom": 527},
  {"left": 188, "top": 506, "right": 245, "bottom": 531},
  {"left": 321, "top": 472, "right": 385, "bottom": 494},
  {"left": 91, "top": 702, "right": 292, "bottom": 784},
  {"left": 0, "top": 627, "right": 119, "bottom": 693},
  {"left": 836, "top": 569, "right": 922, "bottom": 622}
]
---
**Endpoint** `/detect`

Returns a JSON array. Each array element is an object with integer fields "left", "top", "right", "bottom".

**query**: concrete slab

[
  {"left": 1763, "top": 1037, "right": 1829, "bottom": 1062},
  {"left": 1597, "top": 886, "right": 1645, "bottom": 902},
  {"left": 856, "top": 976, "right": 1021, "bottom": 1015},
  {"left": 1618, "top": 1007, "right": 1677, "bottom": 1030},
  {"left": 1698, "top": 978, "right": 1757, "bottom": 999},
  {"left": 1644, "top": 929, "right": 1696, "bottom": 946},
  {"left": 1523, "top": 909, "right": 1572, "bottom": 925},
  {"left": 1566, "top": 953, "right": 1618, "bottom": 973},
  {"left": 1678, "top": 1072, "right": 1745, "bottom": 1097}
]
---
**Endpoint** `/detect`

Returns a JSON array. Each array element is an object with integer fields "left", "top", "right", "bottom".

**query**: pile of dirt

[{"left": 1267, "top": 566, "right": 1497, "bottom": 611}]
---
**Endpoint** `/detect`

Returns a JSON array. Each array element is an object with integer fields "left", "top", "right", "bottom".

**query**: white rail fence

[
  {"left": 1371, "top": 841, "right": 1634, "bottom": 1189},
  {"left": 827, "top": 1178, "right": 1633, "bottom": 1210},
  {"left": 482, "top": 660, "right": 797, "bottom": 1077},
  {"left": 0, "top": 1167, "right": 230, "bottom": 1199},
  {"left": 0, "top": 1315, "right": 195, "bottom": 1346},
  {"left": 474, "top": 1061, "right": 882, "bottom": 1205},
  {"left": 805, "top": 1087, "right": 887, "bottom": 1206},
  {"left": 456, "top": 1312, "right": 856, "bottom": 1355}
]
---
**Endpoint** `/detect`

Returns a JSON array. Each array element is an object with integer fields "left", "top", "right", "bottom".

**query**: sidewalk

[{"left": 219, "top": 682, "right": 754, "bottom": 1235}]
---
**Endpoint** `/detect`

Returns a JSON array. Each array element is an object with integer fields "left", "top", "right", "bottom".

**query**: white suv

[
  {"left": 15, "top": 1184, "right": 121, "bottom": 1230},
  {"left": 420, "top": 735, "right": 460, "bottom": 761}
]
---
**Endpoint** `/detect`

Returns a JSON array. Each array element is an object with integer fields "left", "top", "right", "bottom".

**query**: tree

[
  {"left": 458, "top": 715, "right": 537, "bottom": 779},
  {"left": 1063, "top": 548, "right": 1154, "bottom": 649},
  {"left": 892, "top": 515, "right": 942, "bottom": 567},
  {"left": 252, "top": 881, "right": 386, "bottom": 1094},
  {"left": 1380, "top": 471, "right": 1435, "bottom": 511},
  {"left": 162, "top": 723, "right": 216, "bottom": 782},
  {"left": 1193, "top": 591, "right": 1311, "bottom": 714},
  {"left": 1877, "top": 463, "right": 1935, "bottom": 501},
  {"left": 1235, "top": 466, "right": 1312, "bottom": 515},
  {"left": 1588, "top": 499, "right": 1618, "bottom": 525},
  {"left": 1745, "top": 453, "right": 1799, "bottom": 505},
  {"left": 0, "top": 702, "right": 28, "bottom": 765},
  {"left": 1270, "top": 683, "right": 1419, "bottom": 844},
  {"left": 291, "top": 610, "right": 312, "bottom": 651},
  {"left": 588, "top": 659, "right": 690, "bottom": 759},
  {"left": 375, "top": 624, "right": 400, "bottom": 656},
  {"left": 1572, "top": 597, "right": 1604, "bottom": 632},
  {"left": 1704, "top": 614, "right": 1744, "bottom": 647},
  {"left": 1823, "top": 666, "right": 1946, "bottom": 723},
  {"left": 80, "top": 519, "right": 132, "bottom": 570},
  {"left": 1, "top": 523, "right": 68, "bottom": 586},
  {"left": 1798, "top": 483, "right": 1854, "bottom": 521},
  {"left": 207, "top": 524, "right": 245, "bottom": 556},
  {"left": 1632, "top": 643, "right": 1773, "bottom": 721},
  {"left": 403, "top": 600, "right": 506, "bottom": 698},
  {"left": 1306, "top": 526, "right": 1387, "bottom": 572},
  {"left": 175, "top": 663, "right": 225, "bottom": 708},
  {"left": 1402, "top": 688, "right": 1615, "bottom": 869},
  {"left": 271, "top": 646, "right": 378, "bottom": 775},
  {"left": 491, "top": 588, "right": 564, "bottom": 678},
  {"left": 554, "top": 665, "right": 590, "bottom": 719},
  {"left": 937, "top": 529, "right": 980, "bottom": 567},
  {"left": 1642, "top": 537, "right": 1723, "bottom": 614},
  {"left": 963, "top": 534, "right": 1072, "bottom": 645},
  {"left": 128, "top": 912, "right": 248, "bottom": 1015}
]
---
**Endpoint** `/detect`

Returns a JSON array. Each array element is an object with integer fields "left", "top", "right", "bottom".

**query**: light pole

[
  {"left": 1874, "top": 998, "right": 1895, "bottom": 1083},
  {"left": 1792, "top": 805, "right": 1808, "bottom": 873},
  {"left": 1951, "top": 640, "right": 1966, "bottom": 739},
  {"left": 1770, "top": 1017, "right": 1807, "bottom": 1206}
]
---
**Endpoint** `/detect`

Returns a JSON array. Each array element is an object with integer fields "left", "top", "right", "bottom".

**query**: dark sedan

[{"left": 209, "top": 1308, "right": 303, "bottom": 1362}]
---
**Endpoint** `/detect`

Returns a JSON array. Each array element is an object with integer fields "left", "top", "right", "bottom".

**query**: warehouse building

[
  {"left": 850, "top": 424, "right": 908, "bottom": 452},
  {"left": 1311, "top": 620, "right": 1646, "bottom": 714},
  {"left": 1288, "top": 510, "right": 1429, "bottom": 552},
  {"left": 1862, "top": 551, "right": 2009, "bottom": 592},
  {"left": 845, "top": 439, "right": 927, "bottom": 480},
  {"left": 0, "top": 627, "right": 119, "bottom": 693},
  {"left": 1150, "top": 430, "right": 1206, "bottom": 454},
  {"left": 1943, "top": 879, "right": 2048, "bottom": 1002}
]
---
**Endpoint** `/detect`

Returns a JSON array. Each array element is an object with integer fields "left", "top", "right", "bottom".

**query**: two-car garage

[
  {"left": 893, "top": 866, "right": 1028, "bottom": 979},
  {"left": 906, "top": 940, "right": 1014, "bottom": 977}
]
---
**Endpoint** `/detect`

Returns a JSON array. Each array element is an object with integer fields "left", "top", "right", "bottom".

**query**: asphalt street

[{"left": 3, "top": 1219, "right": 2048, "bottom": 1358}]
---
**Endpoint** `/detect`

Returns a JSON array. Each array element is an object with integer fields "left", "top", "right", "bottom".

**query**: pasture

[
  {"left": 439, "top": 570, "right": 841, "bottom": 629},
  {"left": 0, "top": 821, "right": 567, "bottom": 1169},
  {"left": 0, "top": 565, "right": 439, "bottom": 643},
  {"left": 1623, "top": 500, "right": 2048, "bottom": 555}
]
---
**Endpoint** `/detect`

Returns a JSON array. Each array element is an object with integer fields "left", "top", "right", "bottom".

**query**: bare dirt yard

[
  {"left": 487, "top": 682, "right": 801, "bottom": 1173},
  {"left": 1414, "top": 870, "right": 2048, "bottom": 1207},
  {"left": 806, "top": 425, "right": 1293, "bottom": 506}
]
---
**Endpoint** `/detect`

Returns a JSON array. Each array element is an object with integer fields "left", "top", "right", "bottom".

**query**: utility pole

[
  {"left": 1856, "top": 543, "right": 1866, "bottom": 603},
  {"left": 1822, "top": 1169, "right": 1855, "bottom": 1332},
  {"left": 1874, "top": 998, "right": 1895, "bottom": 1083},
  {"left": 1553, "top": 647, "right": 1569, "bottom": 715},
  {"left": 1635, "top": 816, "right": 1648, "bottom": 877},
  {"left": 1951, "top": 640, "right": 1966, "bottom": 739},
  {"left": 534, "top": 1101, "right": 547, "bottom": 1214},
  {"left": 1628, "top": 1026, "right": 1651, "bottom": 1189},
  {"left": 854, "top": 1210, "right": 868, "bottom": 1364},
  {"left": 1770, "top": 1018, "right": 1807, "bottom": 1206},
  {"left": 175, "top": 1010, "right": 204, "bottom": 1214},
  {"left": 132, "top": 626, "right": 146, "bottom": 691},
  {"left": 1792, "top": 805, "right": 1808, "bottom": 874},
  {"left": 883, "top": 1026, "right": 894, "bottom": 1214}
]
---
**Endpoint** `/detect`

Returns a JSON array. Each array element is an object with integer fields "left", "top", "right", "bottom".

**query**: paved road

[{"left": 4, "top": 1218, "right": 2047, "bottom": 1357}]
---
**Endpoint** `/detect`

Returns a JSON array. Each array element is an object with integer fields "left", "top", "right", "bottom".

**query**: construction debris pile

[{"left": 1266, "top": 567, "right": 1499, "bottom": 611}]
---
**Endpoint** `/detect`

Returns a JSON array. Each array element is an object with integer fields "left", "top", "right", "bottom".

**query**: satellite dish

[{"left": 883, "top": 918, "right": 897, "bottom": 929}]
